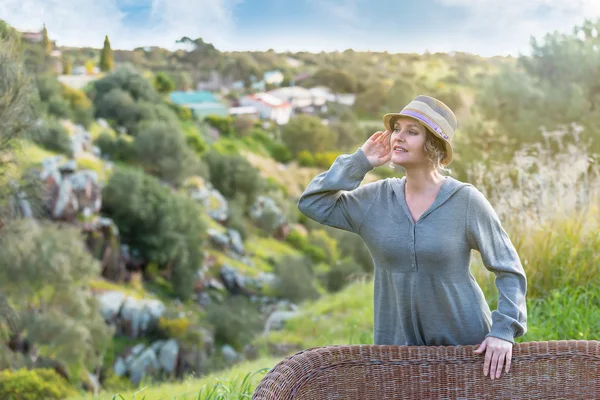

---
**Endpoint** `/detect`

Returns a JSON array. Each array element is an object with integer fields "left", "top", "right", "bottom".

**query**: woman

[{"left": 297, "top": 95, "right": 527, "bottom": 380}]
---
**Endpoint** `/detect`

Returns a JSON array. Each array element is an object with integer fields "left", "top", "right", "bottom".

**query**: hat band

[{"left": 401, "top": 109, "right": 448, "bottom": 140}]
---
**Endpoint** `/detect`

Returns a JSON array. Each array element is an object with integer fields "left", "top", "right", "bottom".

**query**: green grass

[
  {"left": 69, "top": 357, "right": 280, "bottom": 400},
  {"left": 72, "top": 274, "right": 600, "bottom": 400},
  {"left": 245, "top": 237, "right": 301, "bottom": 261}
]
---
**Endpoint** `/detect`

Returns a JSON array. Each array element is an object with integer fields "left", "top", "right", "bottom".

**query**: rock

[
  {"left": 219, "top": 265, "right": 248, "bottom": 295},
  {"left": 158, "top": 339, "right": 179, "bottom": 373},
  {"left": 150, "top": 340, "right": 166, "bottom": 354},
  {"left": 264, "top": 310, "right": 299, "bottom": 335},
  {"left": 221, "top": 344, "right": 239, "bottom": 363},
  {"left": 113, "top": 357, "right": 127, "bottom": 377},
  {"left": 119, "top": 297, "right": 166, "bottom": 339},
  {"left": 40, "top": 157, "right": 102, "bottom": 221},
  {"left": 249, "top": 196, "right": 289, "bottom": 239},
  {"left": 208, "top": 229, "right": 230, "bottom": 249},
  {"left": 128, "top": 348, "right": 160, "bottom": 385},
  {"left": 186, "top": 179, "right": 229, "bottom": 222},
  {"left": 97, "top": 291, "right": 126, "bottom": 321},
  {"left": 227, "top": 229, "right": 244, "bottom": 254}
]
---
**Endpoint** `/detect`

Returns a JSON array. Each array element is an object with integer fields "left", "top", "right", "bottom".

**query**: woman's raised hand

[{"left": 361, "top": 130, "right": 392, "bottom": 168}]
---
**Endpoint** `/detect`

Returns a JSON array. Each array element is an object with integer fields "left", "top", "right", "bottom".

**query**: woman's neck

[{"left": 404, "top": 167, "right": 445, "bottom": 195}]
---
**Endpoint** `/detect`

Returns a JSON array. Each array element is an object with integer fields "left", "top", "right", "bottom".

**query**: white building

[
  {"left": 239, "top": 93, "right": 292, "bottom": 125},
  {"left": 267, "top": 87, "right": 313, "bottom": 109}
]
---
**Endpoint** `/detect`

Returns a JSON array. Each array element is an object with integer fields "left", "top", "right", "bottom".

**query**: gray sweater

[{"left": 297, "top": 148, "right": 527, "bottom": 346}]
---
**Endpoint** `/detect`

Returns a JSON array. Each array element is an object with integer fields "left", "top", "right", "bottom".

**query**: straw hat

[{"left": 383, "top": 95, "right": 458, "bottom": 165}]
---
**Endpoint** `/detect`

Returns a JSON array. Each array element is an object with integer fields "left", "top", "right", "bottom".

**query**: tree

[
  {"left": 133, "top": 121, "right": 200, "bottom": 185},
  {"left": 0, "top": 20, "right": 36, "bottom": 218},
  {"left": 102, "top": 167, "right": 206, "bottom": 300},
  {"left": 153, "top": 72, "right": 175, "bottom": 94},
  {"left": 0, "top": 220, "right": 113, "bottom": 373},
  {"left": 41, "top": 24, "right": 51, "bottom": 56},
  {"left": 62, "top": 55, "right": 72, "bottom": 75},
  {"left": 202, "top": 151, "right": 265, "bottom": 208},
  {"left": 280, "top": 115, "right": 336, "bottom": 156},
  {"left": 99, "top": 35, "right": 114, "bottom": 72}
]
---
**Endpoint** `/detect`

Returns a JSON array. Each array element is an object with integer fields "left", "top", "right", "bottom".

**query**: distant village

[{"left": 20, "top": 28, "right": 357, "bottom": 127}]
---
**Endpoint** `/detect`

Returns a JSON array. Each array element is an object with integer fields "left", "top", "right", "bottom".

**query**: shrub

[
  {"left": 297, "top": 150, "right": 316, "bottom": 167},
  {"left": 102, "top": 167, "right": 206, "bottom": 300},
  {"left": 314, "top": 152, "right": 339, "bottom": 169},
  {"left": 133, "top": 121, "right": 201, "bottom": 185},
  {"left": 273, "top": 256, "right": 319, "bottom": 303},
  {"left": 202, "top": 151, "right": 265, "bottom": 207},
  {"left": 30, "top": 119, "right": 72, "bottom": 156},
  {"left": 326, "top": 258, "right": 364, "bottom": 292},
  {"left": 94, "top": 132, "right": 135, "bottom": 162},
  {"left": 205, "top": 115, "right": 234, "bottom": 136},
  {"left": 0, "top": 368, "right": 75, "bottom": 400},
  {"left": 205, "top": 296, "right": 263, "bottom": 350}
]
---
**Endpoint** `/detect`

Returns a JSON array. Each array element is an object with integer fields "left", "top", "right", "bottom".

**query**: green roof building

[{"left": 169, "top": 91, "right": 228, "bottom": 119}]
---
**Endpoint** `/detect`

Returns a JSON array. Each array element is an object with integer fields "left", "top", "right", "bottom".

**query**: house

[
  {"left": 169, "top": 91, "right": 228, "bottom": 119},
  {"left": 239, "top": 93, "right": 292, "bottom": 125},
  {"left": 308, "top": 86, "right": 357, "bottom": 107},
  {"left": 228, "top": 106, "right": 260, "bottom": 119},
  {"left": 267, "top": 87, "right": 313, "bottom": 109},
  {"left": 264, "top": 70, "right": 284, "bottom": 86}
]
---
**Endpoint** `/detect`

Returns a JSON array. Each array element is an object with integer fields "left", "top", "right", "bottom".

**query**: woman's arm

[
  {"left": 466, "top": 186, "right": 528, "bottom": 343},
  {"left": 297, "top": 148, "right": 381, "bottom": 234}
]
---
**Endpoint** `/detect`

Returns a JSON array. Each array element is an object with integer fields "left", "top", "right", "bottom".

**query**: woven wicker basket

[{"left": 252, "top": 340, "right": 600, "bottom": 399}]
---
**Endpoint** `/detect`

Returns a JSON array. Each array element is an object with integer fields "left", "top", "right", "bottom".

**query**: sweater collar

[{"left": 392, "top": 176, "right": 471, "bottom": 224}]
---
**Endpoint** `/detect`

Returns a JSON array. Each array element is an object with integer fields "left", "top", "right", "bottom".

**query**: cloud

[
  {"left": 435, "top": 0, "right": 600, "bottom": 55},
  {"left": 306, "top": 0, "right": 365, "bottom": 25},
  {"left": 0, "top": 0, "right": 242, "bottom": 50}
]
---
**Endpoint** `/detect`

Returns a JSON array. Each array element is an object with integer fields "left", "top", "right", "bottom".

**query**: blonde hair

[{"left": 389, "top": 116, "right": 451, "bottom": 174}]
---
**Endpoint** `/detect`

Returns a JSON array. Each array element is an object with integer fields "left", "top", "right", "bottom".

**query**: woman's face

[{"left": 389, "top": 117, "right": 428, "bottom": 167}]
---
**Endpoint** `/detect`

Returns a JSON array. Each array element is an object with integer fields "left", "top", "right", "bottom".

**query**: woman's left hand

[{"left": 473, "top": 336, "right": 513, "bottom": 380}]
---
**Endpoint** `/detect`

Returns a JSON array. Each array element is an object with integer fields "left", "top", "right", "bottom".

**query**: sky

[{"left": 1, "top": 0, "right": 600, "bottom": 56}]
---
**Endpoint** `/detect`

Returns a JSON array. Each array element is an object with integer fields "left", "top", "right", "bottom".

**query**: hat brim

[{"left": 383, "top": 112, "right": 453, "bottom": 165}]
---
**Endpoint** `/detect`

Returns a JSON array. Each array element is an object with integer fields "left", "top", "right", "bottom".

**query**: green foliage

[
  {"left": 153, "top": 72, "right": 175, "bottom": 94},
  {"left": 94, "top": 132, "right": 136, "bottom": 162},
  {"left": 41, "top": 25, "right": 51, "bottom": 56},
  {"left": 232, "top": 115, "right": 255, "bottom": 137},
  {"left": 102, "top": 167, "right": 206, "bottom": 300},
  {"left": 307, "top": 229, "right": 339, "bottom": 266},
  {"left": 202, "top": 151, "right": 265, "bottom": 207},
  {"left": 297, "top": 150, "right": 316, "bottom": 167},
  {"left": 0, "top": 24, "right": 36, "bottom": 196},
  {"left": 29, "top": 118, "right": 72, "bottom": 156},
  {"left": 99, "top": 35, "right": 114, "bottom": 72},
  {"left": 62, "top": 55, "right": 72, "bottom": 75},
  {"left": 186, "top": 134, "right": 208, "bottom": 155},
  {"left": 94, "top": 88, "right": 140, "bottom": 133},
  {"left": 326, "top": 258, "right": 363, "bottom": 293},
  {"left": 91, "top": 68, "right": 160, "bottom": 103},
  {"left": 272, "top": 256, "right": 319, "bottom": 303},
  {"left": 250, "top": 129, "right": 292, "bottom": 163},
  {"left": 281, "top": 115, "right": 336, "bottom": 156},
  {"left": 0, "top": 368, "right": 76, "bottom": 400},
  {"left": 311, "top": 67, "right": 357, "bottom": 93},
  {"left": 133, "top": 121, "right": 201, "bottom": 185},
  {"left": 205, "top": 296, "right": 262, "bottom": 350},
  {"left": 204, "top": 115, "right": 234, "bottom": 136},
  {"left": 0, "top": 220, "right": 113, "bottom": 372}
]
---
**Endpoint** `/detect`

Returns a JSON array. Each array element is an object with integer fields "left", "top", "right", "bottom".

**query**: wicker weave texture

[{"left": 252, "top": 340, "right": 600, "bottom": 399}]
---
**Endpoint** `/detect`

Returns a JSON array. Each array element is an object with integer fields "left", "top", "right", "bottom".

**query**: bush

[
  {"left": 205, "top": 115, "right": 234, "bottom": 136},
  {"left": 273, "top": 256, "right": 319, "bottom": 303},
  {"left": 232, "top": 115, "right": 256, "bottom": 137},
  {"left": 94, "top": 132, "right": 135, "bottom": 162},
  {"left": 30, "top": 119, "right": 72, "bottom": 156},
  {"left": 314, "top": 152, "right": 339, "bottom": 169},
  {"left": 269, "top": 142, "right": 293, "bottom": 163},
  {"left": 102, "top": 167, "right": 206, "bottom": 300},
  {"left": 285, "top": 229, "right": 308, "bottom": 250},
  {"left": 205, "top": 296, "right": 263, "bottom": 350},
  {"left": 202, "top": 151, "right": 265, "bottom": 208},
  {"left": 281, "top": 115, "right": 336, "bottom": 156},
  {"left": 133, "top": 121, "right": 201, "bottom": 185},
  {"left": 297, "top": 150, "right": 316, "bottom": 167},
  {"left": 0, "top": 368, "right": 75, "bottom": 400},
  {"left": 326, "top": 258, "right": 363, "bottom": 292},
  {"left": 185, "top": 134, "right": 208, "bottom": 155}
]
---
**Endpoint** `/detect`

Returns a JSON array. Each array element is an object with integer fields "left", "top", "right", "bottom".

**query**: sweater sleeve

[
  {"left": 297, "top": 148, "right": 379, "bottom": 234},
  {"left": 466, "top": 186, "right": 527, "bottom": 344}
]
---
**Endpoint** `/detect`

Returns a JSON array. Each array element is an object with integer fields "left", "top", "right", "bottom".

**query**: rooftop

[{"left": 169, "top": 91, "right": 219, "bottom": 105}]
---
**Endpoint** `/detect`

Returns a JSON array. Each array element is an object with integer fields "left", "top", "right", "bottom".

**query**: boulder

[{"left": 158, "top": 339, "right": 179, "bottom": 373}]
